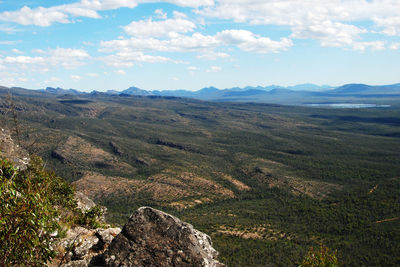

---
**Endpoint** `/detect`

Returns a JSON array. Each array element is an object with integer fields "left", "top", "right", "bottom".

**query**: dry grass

[
  {"left": 216, "top": 172, "right": 251, "bottom": 191},
  {"left": 74, "top": 169, "right": 236, "bottom": 206},
  {"left": 53, "top": 136, "right": 136, "bottom": 173},
  {"left": 266, "top": 176, "right": 342, "bottom": 200},
  {"left": 216, "top": 224, "right": 292, "bottom": 241}
]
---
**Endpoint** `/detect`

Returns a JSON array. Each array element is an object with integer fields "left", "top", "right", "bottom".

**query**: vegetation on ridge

[
  {"left": 0, "top": 156, "right": 74, "bottom": 265},
  {"left": 0, "top": 155, "right": 105, "bottom": 266}
]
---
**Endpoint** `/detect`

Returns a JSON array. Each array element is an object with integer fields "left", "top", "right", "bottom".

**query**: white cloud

[
  {"left": 206, "top": 66, "right": 221, "bottom": 72},
  {"left": 11, "top": 49, "right": 23, "bottom": 54},
  {"left": 0, "top": 25, "right": 20, "bottom": 34},
  {"left": 291, "top": 20, "right": 366, "bottom": 48},
  {"left": 373, "top": 16, "right": 400, "bottom": 36},
  {"left": 4, "top": 55, "right": 45, "bottom": 64},
  {"left": 101, "top": 51, "right": 173, "bottom": 67},
  {"left": 2, "top": 48, "right": 90, "bottom": 71},
  {"left": 155, "top": 9, "right": 167, "bottom": 19},
  {"left": 217, "top": 29, "right": 293, "bottom": 53},
  {"left": 62, "top": 6, "right": 101, "bottom": 19},
  {"left": 46, "top": 48, "right": 90, "bottom": 69},
  {"left": 197, "top": 51, "right": 230, "bottom": 60},
  {"left": 37, "top": 68, "right": 50, "bottom": 73},
  {"left": 100, "top": 33, "right": 220, "bottom": 53},
  {"left": 0, "top": 6, "right": 70, "bottom": 27},
  {"left": 123, "top": 16, "right": 196, "bottom": 38},
  {"left": 352, "top": 41, "right": 386, "bottom": 52},
  {"left": 188, "top": 66, "right": 198, "bottom": 71},
  {"left": 82, "top": 41, "right": 94, "bottom": 46},
  {"left": 44, "top": 76, "right": 61, "bottom": 83},
  {"left": 0, "top": 71, "right": 18, "bottom": 86},
  {"left": 0, "top": 0, "right": 213, "bottom": 26},
  {"left": 3, "top": 0, "right": 395, "bottom": 53},
  {"left": 198, "top": 0, "right": 400, "bottom": 25},
  {"left": 86, "top": 72, "right": 99, "bottom": 77},
  {"left": 0, "top": 40, "right": 20, "bottom": 45},
  {"left": 71, "top": 74, "right": 82, "bottom": 80},
  {"left": 100, "top": 28, "right": 291, "bottom": 62},
  {"left": 172, "top": 11, "right": 187, "bottom": 19},
  {"left": 114, "top": 69, "right": 126, "bottom": 75},
  {"left": 197, "top": 0, "right": 400, "bottom": 50},
  {"left": 159, "top": 0, "right": 214, "bottom": 8},
  {"left": 32, "top": 49, "right": 46, "bottom": 54},
  {"left": 389, "top": 42, "right": 400, "bottom": 50}
]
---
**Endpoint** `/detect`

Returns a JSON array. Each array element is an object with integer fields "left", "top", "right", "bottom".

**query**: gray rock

[
  {"left": 54, "top": 226, "right": 121, "bottom": 267},
  {"left": 96, "top": 228, "right": 122, "bottom": 245},
  {"left": 75, "top": 191, "right": 97, "bottom": 212},
  {"left": 73, "top": 235, "right": 99, "bottom": 260},
  {"left": 62, "top": 259, "right": 91, "bottom": 267},
  {"left": 74, "top": 191, "right": 107, "bottom": 222},
  {"left": 90, "top": 207, "right": 224, "bottom": 267},
  {"left": 0, "top": 128, "right": 30, "bottom": 170}
]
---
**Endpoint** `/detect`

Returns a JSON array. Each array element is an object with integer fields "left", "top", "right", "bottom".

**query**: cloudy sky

[{"left": 0, "top": 0, "right": 400, "bottom": 92}]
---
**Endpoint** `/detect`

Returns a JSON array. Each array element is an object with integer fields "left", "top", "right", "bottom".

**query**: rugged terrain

[
  {"left": 1, "top": 87, "right": 399, "bottom": 266},
  {"left": 1, "top": 127, "right": 223, "bottom": 267}
]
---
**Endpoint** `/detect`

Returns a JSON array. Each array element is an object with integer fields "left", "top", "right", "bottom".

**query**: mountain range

[{"left": 2, "top": 83, "right": 400, "bottom": 106}]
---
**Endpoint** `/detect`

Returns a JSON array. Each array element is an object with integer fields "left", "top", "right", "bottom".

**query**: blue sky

[{"left": 0, "top": 0, "right": 400, "bottom": 92}]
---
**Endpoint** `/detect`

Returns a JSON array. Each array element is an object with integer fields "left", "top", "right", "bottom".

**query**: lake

[{"left": 305, "top": 103, "right": 391, "bottom": 108}]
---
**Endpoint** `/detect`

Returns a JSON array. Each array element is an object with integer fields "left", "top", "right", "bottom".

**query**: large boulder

[{"left": 90, "top": 207, "right": 224, "bottom": 267}]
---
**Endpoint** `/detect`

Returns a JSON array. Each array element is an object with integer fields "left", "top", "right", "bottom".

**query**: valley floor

[{"left": 1, "top": 92, "right": 399, "bottom": 266}]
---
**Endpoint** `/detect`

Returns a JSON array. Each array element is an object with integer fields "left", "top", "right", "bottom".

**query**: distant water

[{"left": 305, "top": 103, "right": 391, "bottom": 108}]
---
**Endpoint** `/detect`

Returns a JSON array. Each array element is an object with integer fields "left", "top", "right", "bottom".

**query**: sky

[{"left": 0, "top": 0, "right": 400, "bottom": 92}]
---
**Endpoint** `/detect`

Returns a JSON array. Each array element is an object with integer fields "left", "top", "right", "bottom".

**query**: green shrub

[
  {"left": 300, "top": 244, "right": 338, "bottom": 267},
  {"left": 0, "top": 156, "right": 76, "bottom": 266},
  {"left": 75, "top": 205, "right": 104, "bottom": 228}
]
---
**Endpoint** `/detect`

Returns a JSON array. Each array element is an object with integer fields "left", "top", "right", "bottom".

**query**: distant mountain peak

[
  {"left": 121, "top": 86, "right": 151, "bottom": 96},
  {"left": 43, "top": 87, "right": 82, "bottom": 95},
  {"left": 333, "top": 83, "right": 372, "bottom": 94}
]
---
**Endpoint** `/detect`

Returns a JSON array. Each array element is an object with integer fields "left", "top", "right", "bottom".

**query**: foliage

[
  {"left": 300, "top": 244, "right": 338, "bottom": 267},
  {"left": 0, "top": 156, "right": 76, "bottom": 266},
  {"left": 75, "top": 205, "right": 104, "bottom": 228}
]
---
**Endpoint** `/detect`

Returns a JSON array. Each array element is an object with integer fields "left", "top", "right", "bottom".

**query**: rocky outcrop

[
  {"left": 51, "top": 227, "right": 122, "bottom": 267},
  {"left": 90, "top": 207, "right": 224, "bottom": 267},
  {"left": 0, "top": 128, "right": 29, "bottom": 170}
]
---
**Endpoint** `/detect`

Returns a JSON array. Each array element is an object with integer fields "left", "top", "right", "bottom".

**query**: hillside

[
  {"left": 0, "top": 129, "right": 224, "bottom": 266},
  {"left": 0, "top": 88, "right": 399, "bottom": 266}
]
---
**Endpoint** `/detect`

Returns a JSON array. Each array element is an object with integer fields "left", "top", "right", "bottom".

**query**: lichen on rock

[
  {"left": 90, "top": 207, "right": 224, "bottom": 267},
  {"left": 51, "top": 227, "right": 122, "bottom": 267}
]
